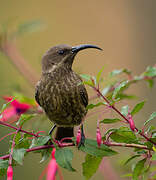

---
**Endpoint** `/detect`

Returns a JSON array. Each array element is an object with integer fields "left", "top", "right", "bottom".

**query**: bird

[{"left": 35, "top": 44, "right": 102, "bottom": 143}]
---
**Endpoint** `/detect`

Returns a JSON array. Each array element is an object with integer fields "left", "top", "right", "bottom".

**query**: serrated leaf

[
  {"left": 55, "top": 148, "right": 75, "bottom": 172},
  {"left": 13, "top": 148, "right": 26, "bottom": 165},
  {"left": 121, "top": 105, "right": 129, "bottom": 116},
  {"left": 30, "top": 136, "right": 51, "bottom": 148},
  {"left": 100, "top": 118, "right": 121, "bottom": 124},
  {"left": 124, "top": 155, "right": 140, "bottom": 165},
  {"left": 73, "top": 138, "right": 117, "bottom": 157},
  {"left": 112, "top": 81, "right": 129, "bottom": 99},
  {"left": 82, "top": 154, "right": 102, "bottom": 180},
  {"left": 131, "top": 101, "right": 145, "bottom": 116},
  {"left": 87, "top": 102, "right": 106, "bottom": 110},
  {"left": 16, "top": 114, "right": 35, "bottom": 126},
  {"left": 132, "top": 158, "right": 146, "bottom": 180},
  {"left": 110, "top": 127, "right": 138, "bottom": 143},
  {"left": 144, "top": 112, "right": 156, "bottom": 126},
  {"left": 144, "top": 66, "right": 156, "bottom": 77}
]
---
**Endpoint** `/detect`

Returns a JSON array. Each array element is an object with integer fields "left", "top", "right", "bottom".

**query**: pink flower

[
  {"left": 46, "top": 148, "right": 58, "bottom": 180},
  {"left": 7, "top": 165, "right": 13, "bottom": 180},
  {"left": 96, "top": 121, "right": 102, "bottom": 147},
  {"left": 1, "top": 96, "right": 31, "bottom": 123},
  {"left": 76, "top": 127, "right": 81, "bottom": 146},
  {"left": 128, "top": 113, "right": 135, "bottom": 131}
]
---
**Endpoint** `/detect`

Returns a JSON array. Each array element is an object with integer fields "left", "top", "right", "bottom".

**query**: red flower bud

[
  {"left": 128, "top": 113, "right": 135, "bottom": 131},
  {"left": 47, "top": 148, "right": 58, "bottom": 180},
  {"left": 76, "top": 128, "right": 81, "bottom": 146},
  {"left": 7, "top": 165, "right": 13, "bottom": 180},
  {"left": 96, "top": 121, "right": 102, "bottom": 147}
]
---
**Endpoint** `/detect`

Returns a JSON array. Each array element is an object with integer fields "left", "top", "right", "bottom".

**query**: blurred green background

[{"left": 0, "top": 0, "right": 156, "bottom": 179}]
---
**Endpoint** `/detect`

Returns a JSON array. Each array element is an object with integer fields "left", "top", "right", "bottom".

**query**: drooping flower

[
  {"left": 46, "top": 148, "right": 58, "bottom": 180},
  {"left": 76, "top": 127, "right": 81, "bottom": 146},
  {"left": 128, "top": 113, "right": 135, "bottom": 131},
  {"left": 7, "top": 165, "right": 13, "bottom": 180},
  {"left": 96, "top": 121, "right": 102, "bottom": 147},
  {"left": 0, "top": 96, "right": 31, "bottom": 123}
]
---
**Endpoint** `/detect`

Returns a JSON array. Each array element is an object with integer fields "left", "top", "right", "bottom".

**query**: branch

[
  {"left": 94, "top": 87, "right": 156, "bottom": 146},
  {"left": 0, "top": 121, "right": 39, "bottom": 137},
  {"left": 0, "top": 142, "right": 74, "bottom": 160},
  {"left": 104, "top": 142, "right": 150, "bottom": 150}
]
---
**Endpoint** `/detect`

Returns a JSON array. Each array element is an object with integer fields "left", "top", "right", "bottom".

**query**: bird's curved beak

[{"left": 71, "top": 44, "right": 102, "bottom": 53}]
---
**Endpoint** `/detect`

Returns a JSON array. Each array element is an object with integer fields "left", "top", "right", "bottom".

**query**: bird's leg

[
  {"left": 78, "top": 124, "right": 85, "bottom": 148},
  {"left": 48, "top": 124, "right": 57, "bottom": 135}
]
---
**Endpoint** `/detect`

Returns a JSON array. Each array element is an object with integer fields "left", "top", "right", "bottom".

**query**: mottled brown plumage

[{"left": 35, "top": 44, "right": 102, "bottom": 140}]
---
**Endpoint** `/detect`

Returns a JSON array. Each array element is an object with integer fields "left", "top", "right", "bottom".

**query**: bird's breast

[{"left": 38, "top": 71, "right": 87, "bottom": 126}]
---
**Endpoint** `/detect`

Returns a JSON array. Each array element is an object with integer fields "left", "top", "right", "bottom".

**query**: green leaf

[
  {"left": 14, "top": 20, "right": 44, "bottom": 37},
  {"left": 131, "top": 101, "right": 145, "bottom": 116},
  {"left": 74, "top": 138, "right": 117, "bottom": 157},
  {"left": 16, "top": 114, "right": 35, "bottom": 126},
  {"left": 80, "top": 74, "right": 92, "bottom": 81},
  {"left": 151, "top": 153, "right": 156, "bottom": 160},
  {"left": 124, "top": 155, "right": 140, "bottom": 165},
  {"left": 132, "top": 158, "right": 146, "bottom": 180},
  {"left": 87, "top": 102, "right": 106, "bottom": 110},
  {"left": 40, "top": 148, "right": 52, "bottom": 163},
  {"left": 144, "top": 112, "right": 156, "bottom": 126},
  {"left": 13, "top": 93, "right": 36, "bottom": 105},
  {"left": 96, "top": 66, "right": 105, "bottom": 83},
  {"left": 30, "top": 136, "right": 51, "bottom": 148},
  {"left": 121, "top": 105, "right": 129, "bottom": 116},
  {"left": 13, "top": 148, "right": 26, "bottom": 165},
  {"left": 121, "top": 173, "right": 132, "bottom": 178},
  {"left": 80, "top": 74, "right": 95, "bottom": 87},
  {"left": 110, "top": 127, "right": 138, "bottom": 143},
  {"left": 82, "top": 154, "right": 102, "bottom": 180},
  {"left": 55, "top": 148, "right": 75, "bottom": 172},
  {"left": 112, "top": 81, "right": 129, "bottom": 99},
  {"left": 0, "top": 168, "right": 7, "bottom": 177},
  {"left": 0, "top": 98, "right": 15, "bottom": 114},
  {"left": 0, "top": 159, "right": 8, "bottom": 169},
  {"left": 100, "top": 118, "right": 121, "bottom": 124},
  {"left": 144, "top": 66, "right": 156, "bottom": 77},
  {"left": 109, "top": 69, "right": 123, "bottom": 77},
  {"left": 101, "top": 85, "right": 111, "bottom": 96},
  {"left": 146, "top": 79, "right": 154, "bottom": 88},
  {"left": 109, "top": 68, "right": 131, "bottom": 77}
]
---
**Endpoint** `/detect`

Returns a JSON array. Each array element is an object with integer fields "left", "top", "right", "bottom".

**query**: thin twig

[
  {"left": 94, "top": 87, "right": 156, "bottom": 146},
  {"left": 0, "top": 121, "right": 39, "bottom": 137}
]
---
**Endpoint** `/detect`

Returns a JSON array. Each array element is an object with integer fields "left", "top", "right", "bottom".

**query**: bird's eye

[{"left": 58, "top": 50, "right": 64, "bottom": 55}]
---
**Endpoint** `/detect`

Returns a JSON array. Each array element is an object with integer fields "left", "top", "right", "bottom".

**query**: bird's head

[{"left": 42, "top": 44, "right": 102, "bottom": 73}]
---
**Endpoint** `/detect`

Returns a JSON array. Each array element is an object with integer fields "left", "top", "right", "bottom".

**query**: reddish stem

[
  {"left": 94, "top": 87, "right": 156, "bottom": 146},
  {"left": 0, "top": 143, "right": 74, "bottom": 160},
  {"left": 0, "top": 121, "right": 39, "bottom": 137}
]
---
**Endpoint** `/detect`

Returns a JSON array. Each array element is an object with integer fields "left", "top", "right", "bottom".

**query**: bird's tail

[{"left": 55, "top": 127, "right": 74, "bottom": 142}]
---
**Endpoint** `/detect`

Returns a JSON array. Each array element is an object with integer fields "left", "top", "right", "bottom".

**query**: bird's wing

[
  {"left": 78, "top": 85, "right": 88, "bottom": 107},
  {"left": 35, "top": 83, "right": 41, "bottom": 106}
]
